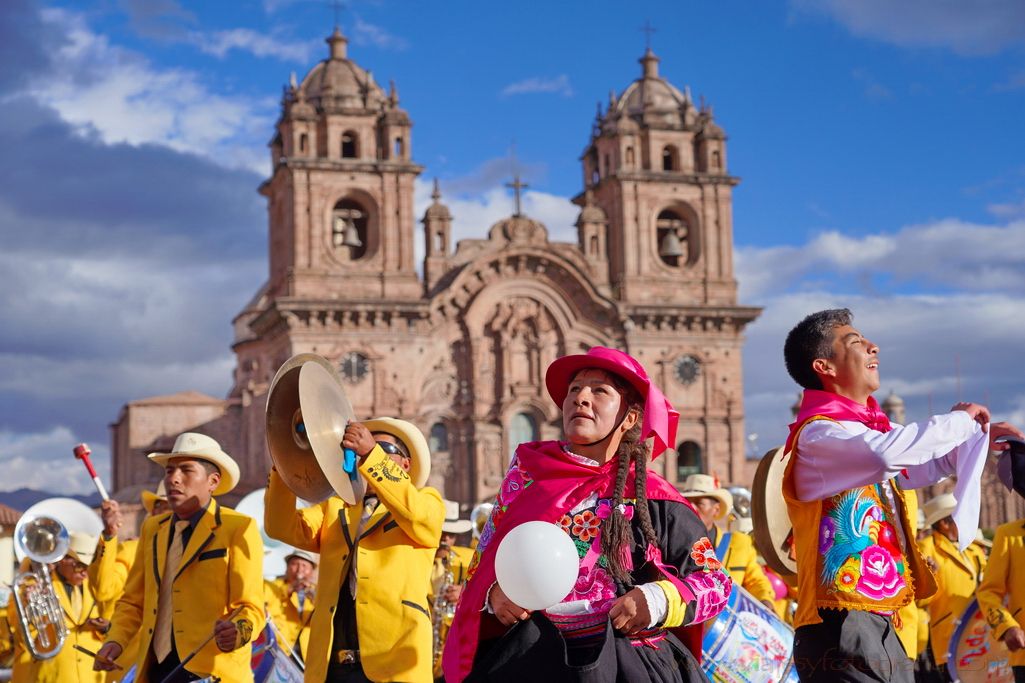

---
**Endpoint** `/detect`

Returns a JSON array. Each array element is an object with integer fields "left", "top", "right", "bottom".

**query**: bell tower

[
  {"left": 577, "top": 48, "right": 736, "bottom": 307},
  {"left": 262, "top": 27, "right": 422, "bottom": 301}
]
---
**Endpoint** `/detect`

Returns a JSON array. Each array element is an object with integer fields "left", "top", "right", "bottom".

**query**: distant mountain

[{"left": 0, "top": 488, "right": 103, "bottom": 513}]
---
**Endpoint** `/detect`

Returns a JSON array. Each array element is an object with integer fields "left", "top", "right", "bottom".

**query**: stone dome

[
  {"left": 612, "top": 49, "right": 693, "bottom": 128},
  {"left": 297, "top": 28, "right": 387, "bottom": 111}
]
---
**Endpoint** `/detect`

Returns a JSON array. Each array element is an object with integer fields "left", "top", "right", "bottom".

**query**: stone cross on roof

[
  {"left": 640, "top": 20, "right": 657, "bottom": 51},
  {"left": 506, "top": 175, "right": 528, "bottom": 217}
]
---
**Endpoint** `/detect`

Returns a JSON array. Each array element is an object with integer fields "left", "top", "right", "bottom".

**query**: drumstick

[
  {"left": 157, "top": 606, "right": 243, "bottom": 683},
  {"left": 73, "top": 443, "right": 110, "bottom": 501},
  {"left": 73, "top": 644, "right": 124, "bottom": 670}
]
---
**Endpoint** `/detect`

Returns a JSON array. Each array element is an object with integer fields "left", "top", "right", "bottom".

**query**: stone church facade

[{"left": 110, "top": 29, "right": 762, "bottom": 507}]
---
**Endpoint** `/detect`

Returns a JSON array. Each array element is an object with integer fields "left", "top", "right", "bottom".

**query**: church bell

[{"left": 658, "top": 230, "right": 684, "bottom": 258}]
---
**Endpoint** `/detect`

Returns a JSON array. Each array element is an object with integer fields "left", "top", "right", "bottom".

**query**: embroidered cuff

[
  {"left": 652, "top": 580, "right": 686, "bottom": 628},
  {"left": 637, "top": 582, "right": 668, "bottom": 628}
]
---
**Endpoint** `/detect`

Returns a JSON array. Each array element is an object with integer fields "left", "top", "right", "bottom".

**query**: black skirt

[{"left": 467, "top": 612, "right": 708, "bottom": 683}]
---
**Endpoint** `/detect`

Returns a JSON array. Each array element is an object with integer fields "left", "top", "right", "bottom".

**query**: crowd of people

[{"left": 1, "top": 307, "right": 1023, "bottom": 683}]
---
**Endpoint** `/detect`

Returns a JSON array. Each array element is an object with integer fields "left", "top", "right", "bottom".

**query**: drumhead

[
  {"left": 946, "top": 599, "right": 1012, "bottom": 683},
  {"left": 751, "top": 446, "right": 798, "bottom": 577}
]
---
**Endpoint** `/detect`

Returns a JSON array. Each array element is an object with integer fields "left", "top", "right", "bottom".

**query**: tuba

[
  {"left": 12, "top": 515, "right": 69, "bottom": 659},
  {"left": 470, "top": 503, "right": 494, "bottom": 541}
]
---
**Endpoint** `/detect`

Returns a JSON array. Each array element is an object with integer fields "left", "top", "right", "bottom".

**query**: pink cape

[
  {"left": 785, "top": 389, "right": 893, "bottom": 455},
  {"left": 442, "top": 440, "right": 701, "bottom": 683}
]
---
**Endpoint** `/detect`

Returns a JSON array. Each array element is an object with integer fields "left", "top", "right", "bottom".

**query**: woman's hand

[
  {"left": 489, "top": 583, "right": 530, "bottom": 626},
  {"left": 609, "top": 587, "right": 650, "bottom": 635}
]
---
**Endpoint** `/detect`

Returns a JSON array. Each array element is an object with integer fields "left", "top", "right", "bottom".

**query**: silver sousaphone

[{"left": 266, "top": 353, "right": 363, "bottom": 505}]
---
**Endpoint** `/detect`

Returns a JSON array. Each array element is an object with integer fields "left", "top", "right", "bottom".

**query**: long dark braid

[{"left": 599, "top": 391, "right": 659, "bottom": 582}]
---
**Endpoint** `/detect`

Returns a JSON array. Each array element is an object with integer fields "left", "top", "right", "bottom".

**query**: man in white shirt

[{"left": 781, "top": 307, "right": 1021, "bottom": 683}]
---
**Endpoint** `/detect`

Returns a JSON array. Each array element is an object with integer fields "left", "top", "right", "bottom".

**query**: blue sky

[{"left": 1, "top": 0, "right": 1024, "bottom": 493}]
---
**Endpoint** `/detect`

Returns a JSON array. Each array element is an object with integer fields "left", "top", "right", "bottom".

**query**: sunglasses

[{"left": 376, "top": 440, "right": 410, "bottom": 460}]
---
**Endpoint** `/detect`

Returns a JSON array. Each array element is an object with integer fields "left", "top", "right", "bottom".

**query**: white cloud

[
  {"left": 0, "top": 426, "right": 110, "bottom": 495},
  {"left": 988, "top": 198, "right": 1025, "bottom": 219},
  {"left": 736, "top": 218, "right": 1025, "bottom": 299},
  {"left": 351, "top": 17, "right": 408, "bottom": 51},
  {"left": 29, "top": 9, "right": 275, "bottom": 175},
  {"left": 189, "top": 28, "right": 318, "bottom": 63},
  {"left": 791, "top": 0, "right": 1025, "bottom": 55},
  {"left": 501, "top": 75, "right": 574, "bottom": 98}
]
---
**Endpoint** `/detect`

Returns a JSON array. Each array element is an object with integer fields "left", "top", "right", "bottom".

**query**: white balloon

[{"left": 495, "top": 521, "right": 579, "bottom": 611}]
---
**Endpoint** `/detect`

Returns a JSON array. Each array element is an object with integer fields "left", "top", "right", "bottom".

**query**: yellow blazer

[
  {"left": 9, "top": 569, "right": 109, "bottom": 683},
  {"left": 265, "top": 444, "right": 445, "bottom": 683},
  {"left": 714, "top": 527, "right": 775, "bottom": 603},
  {"left": 89, "top": 536, "right": 140, "bottom": 683},
  {"left": 919, "top": 531, "right": 986, "bottom": 664},
  {"left": 264, "top": 577, "right": 313, "bottom": 660},
  {"left": 104, "top": 500, "right": 265, "bottom": 683},
  {"left": 977, "top": 519, "right": 1025, "bottom": 667}
]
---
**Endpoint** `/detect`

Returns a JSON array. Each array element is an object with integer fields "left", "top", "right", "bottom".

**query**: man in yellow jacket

[
  {"left": 265, "top": 417, "right": 445, "bottom": 683},
  {"left": 95, "top": 432, "right": 265, "bottom": 682},
  {"left": 977, "top": 517, "right": 1025, "bottom": 678},
  {"left": 89, "top": 482, "right": 168, "bottom": 682},
  {"left": 265, "top": 548, "right": 317, "bottom": 664},
  {"left": 918, "top": 493, "right": 987, "bottom": 671},
  {"left": 10, "top": 532, "right": 109, "bottom": 683},
  {"left": 680, "top": 474, "right": 775, "bottom": 607}
]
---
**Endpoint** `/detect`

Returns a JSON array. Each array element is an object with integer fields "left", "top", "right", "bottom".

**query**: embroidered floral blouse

[{"left": 470, "top": 449, "right": 732, "bottom": 628}]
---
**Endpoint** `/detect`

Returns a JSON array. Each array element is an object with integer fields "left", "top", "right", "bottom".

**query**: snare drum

[
  {"left": 702, "top": 585, "right": 798, "bottom": 683},
  {"left": 946, "top": 599, "right": 1012, "bottom": 683}
]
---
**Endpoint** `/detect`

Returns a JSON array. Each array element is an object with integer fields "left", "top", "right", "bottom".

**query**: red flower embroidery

[
  {"left": 571, "top": 510, "right": 601, "bottom": 542},
  {"left": 690, "top": 537, "right": 722, "bottom": 571},
  {"left": 556, "top": 514, "right": 573, "bottom": 533}
]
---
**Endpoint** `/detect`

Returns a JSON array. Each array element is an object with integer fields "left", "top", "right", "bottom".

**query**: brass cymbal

[
  {"left": 266, "top": 353, "right": 361, "bottom": 505},
  {"left": 299, "top": 360, "right": 360, "bottom": 505}
]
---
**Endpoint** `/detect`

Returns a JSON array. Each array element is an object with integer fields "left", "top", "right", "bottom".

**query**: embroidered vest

[{"left": 783, "top": 417, "right": 936, "bottom": 629}]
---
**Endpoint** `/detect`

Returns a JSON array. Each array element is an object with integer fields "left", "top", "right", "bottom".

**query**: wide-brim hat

[
  {"left": 148, "top": 432, "right": 240, "bottom": 496},
  {"left": 140, "top": 481, "right": 167, "bottom": 514},
  {"left": 66, "top": 531, "right": 99, "bottom": 566},
  {"left": 545, "top": 346, "right": 679, "bottom": 458},
  {"left": 363, "top": 418, "right": 431, "bottom": 489},
  {"left": 679, "top": 474, "right": 733, "bottom": 520},
  {"left": 997, "top": 437, "right": 1025, "bottom": 498},
  {"left": 923, "top": 493, "right": 957, "bottom": 528},
  {"left": 442, "top": 499, "right": 473, "bottom": 534},
  {"left": 975, "top": 529, "right": 993, "bottom": 549},
  {"left": 284, "top": 548, "right": 319, "bottom": 566}
]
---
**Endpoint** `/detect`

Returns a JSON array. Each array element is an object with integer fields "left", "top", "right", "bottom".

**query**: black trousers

[
  {"left": 148, "top": 648, "right": 203, "bottom": 683},
  {"left": 793, "top": 609, "right": 913, "bottom": 683},
  {"left": 326, "top": 661, "right": 374, "bottom": 682},
  {"left": 1013, "top": 665, "right": 1025, "bottom": 683}
]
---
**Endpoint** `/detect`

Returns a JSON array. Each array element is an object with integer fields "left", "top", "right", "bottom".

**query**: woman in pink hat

[{"left": 443, "top": 347, "right": 732, "bottom": 683}]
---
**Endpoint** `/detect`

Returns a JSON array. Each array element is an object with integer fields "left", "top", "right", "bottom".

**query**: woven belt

[{"left": 333, "top": 648, "right": 360, "bottom": 664}]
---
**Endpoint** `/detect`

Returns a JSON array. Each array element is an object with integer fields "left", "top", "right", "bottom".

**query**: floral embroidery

[
  {"left": 690, "top": 537, "right": 722, "bottom": 571},
  {"left": 568, "top": 565, "right": 617, "bottom": 609},
  {"left": 856, "top": 544, "right": 905, "bottom": 599},
  {"left": 834, "top": 557, "right": 861, "bottom": 593},
  {"left": 595, "top": 499, "right": 634, "bottom": 521},
  {"left": 557, "top": 514, "right": 573, "bottom": 533},
  {"left": 819, "top": 487, "right": 908, "bottom": 602},
  {"left": 819, "top": 517, "right": 836, "bottom": 554},
  {"left": 684, "top": 569, "right": 732, "bottom": 623},
  {"left": 571, "top": 510, "right": 601, "bottom": 542}
]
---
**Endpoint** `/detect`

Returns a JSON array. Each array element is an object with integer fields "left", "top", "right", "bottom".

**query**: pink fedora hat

[{"left": 545, "top": 346, "right": 679, "bottom": 458}]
